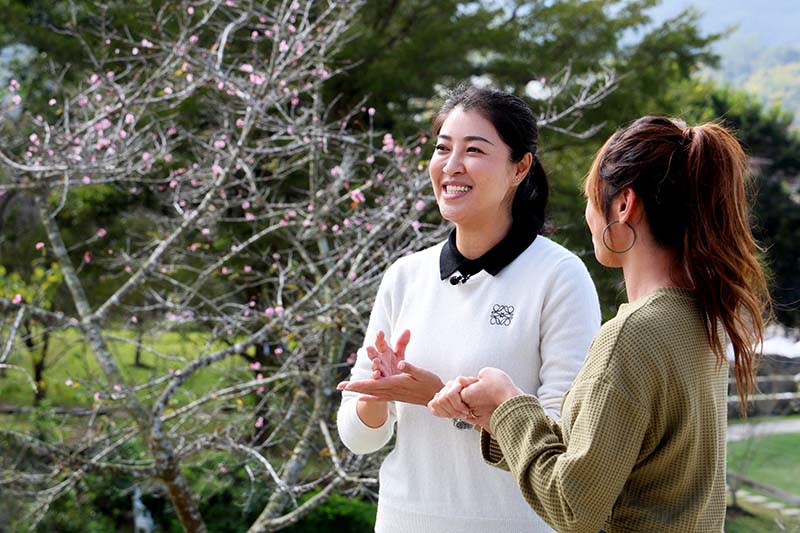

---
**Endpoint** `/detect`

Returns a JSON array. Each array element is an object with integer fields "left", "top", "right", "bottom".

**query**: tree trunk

[{"left": 36, "top": 194, "right": 207, "bottom": 532}]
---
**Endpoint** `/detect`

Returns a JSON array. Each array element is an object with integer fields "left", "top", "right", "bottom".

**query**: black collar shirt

[{"left": 439, "top": 219, "right": 537, "bottom": 283}]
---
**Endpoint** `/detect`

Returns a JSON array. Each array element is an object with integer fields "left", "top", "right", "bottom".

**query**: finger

[
  {"left": 374, "top": 330, "right": 388, "bottom": 353},
  {"left": 336, "top": 381, "right": 349, "bottom": 391},
  {"left": 394, "top": 329, "right": 411, "bottom": 361},
  {"left": 372, "top": 369, "right": 382, "bottom": 379},
  {"left": 437, "top": 382, "right": 469, "bottom": 418},
  {"left": 397, "top": 360, "right": 426, "bottom": 376},
  {"left": 366, "top": 346, "right": 380, "bottom": 361},
  {"left": 456, "top": 375, "right": 479, "bottom": 388}
]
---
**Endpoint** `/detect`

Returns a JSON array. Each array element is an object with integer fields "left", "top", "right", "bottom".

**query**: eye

[
  {"left": 466, "top": 146, "right": 485, "bottom": 154},
  {"left": 434, "top": 144, "right": 450, "bottom": 152}
]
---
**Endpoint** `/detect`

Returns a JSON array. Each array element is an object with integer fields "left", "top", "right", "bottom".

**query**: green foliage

[{"left": 283, "top": 492, "right": 377, "bottom": 533}]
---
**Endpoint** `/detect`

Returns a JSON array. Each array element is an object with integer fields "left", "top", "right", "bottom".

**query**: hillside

[{"left": 650, "top": 0, "right": 800, "bottom": 124}]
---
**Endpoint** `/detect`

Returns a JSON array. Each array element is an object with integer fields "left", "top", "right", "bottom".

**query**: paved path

[{"left": 728, "top": 419, "right": 800, "bottom": 442}]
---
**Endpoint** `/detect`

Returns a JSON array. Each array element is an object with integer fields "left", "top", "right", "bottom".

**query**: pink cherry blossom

[
  {"left": 189, "top": 35, "right": 199, "bottom": 43},
  {"left": 411, "top": 220, "right": 421, "bottom": 230},
  {"left": 368, "top": 107, "right": 376, "bottom": 116},
  {"left": 245, "top": 212, "right": 255, "bottom": 221},
  {"left": 124, "top": 265, "right": 133, "bottom": 273},
  {"left": 251, "top": 31, "right": 259, "bottom": 40},
  {"left": 240, "top": 63, "right": 254, "bottom": 73},
  {"left": 82, "top": 175, "right": 92, "bottom": 185},
  {"left": 187, "top": 6, "right": 194, "bottom": 15},
  {"left": 35, "top": 241, "right": 45, "bottom": 250},
  {"left": 97, "top": 228, "right": 108, "bottom": 238},
  {"left": 130, "top": 315, "right": 138, "bottom": 324},
  {"left": 11, "top": 94, "right": 21, "bottom": 105},
  {"left": 201, "top": 228, "right": 211, "bottom": 235},
  {"left": 65, "top": 379, "right": 74, "bottom": 387},
  {"left": 113, "top": 384, "right": 122, "bottom": 392},
  {"left": 12, "top": 294, "right": 22, "bottom": 305},
  {"left": 221, "top": 266, "right": 231, "bottom": 275},
  {"left": 349, "top": 189, "right": 366, "bottom": 204},
  {"left": 243, "top": 265, "right": 253, "bottom": 273},
  {"left": 279, "top": 40, "right": 289, "bottom": 53},
  {"left": 249, "top": 361, "right": 261, "bottom": 370},
  {"left": 83, "top": 251, "right": 93, "bottom": 263},
  {"left": 366, "top": 155, "right": 375, "bottom": 164},
  {"left": 94, "top": 392, "right": 102, "bottom": 402},
  {"left": 236, "top": 118, "right": 245, "bottom": 128},
  {"left": 265, "top": 307, "right": 275, "bottom": 317},
  {"left": 255, "top": 416, "right": 264, "bottom": 428},
  {"left": 275, "top": 306, "right": 284, "bottom": 315},
  {"left": 124, "top": 113, "right": 135, "bottom": 124},
  {"left": 250, "top": 73, "right": 265, "bottom": 85},
  {"left": 141, "top": 39, "right": 154, "bottom": 48},
  {"left": 48, "top": 98, "right": 56, "bottom": 106},
  {"left": 132, "top": 47, "right": 139, "bottom": 55},
  {"left": 415, "top": 200, "right": 426, "bottom": 211}
]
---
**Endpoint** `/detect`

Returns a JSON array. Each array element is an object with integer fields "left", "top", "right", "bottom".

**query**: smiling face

[{"left": 429, "top": 106, "right": 520, "bottom": 230}]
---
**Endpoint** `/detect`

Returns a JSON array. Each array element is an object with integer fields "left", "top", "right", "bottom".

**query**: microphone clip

[{"left": 449, "top": 272, "right": 473, "bottom": 285}]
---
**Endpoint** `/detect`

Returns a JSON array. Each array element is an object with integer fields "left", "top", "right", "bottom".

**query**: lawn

[
  {"left": 0, "top": 326, "right": 248, "bottom": 408},
  {"left": 728, "top": 432, "right": 800, "bottom": 495}
]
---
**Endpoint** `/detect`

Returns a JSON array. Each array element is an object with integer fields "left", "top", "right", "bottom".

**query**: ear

[
  {"left": 615, "top": 187, "right": 643, "bottom": 225},
  {"left": 514, "top": 153, "right": 533, "bottom": 182}
]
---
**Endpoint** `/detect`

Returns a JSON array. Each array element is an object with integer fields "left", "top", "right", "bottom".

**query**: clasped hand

[
  {"left": 336, "top": 330, "right": 444, "bottom": 406},
  {"left": 427, "top": 368, "right": 523, "bottom": 434}
]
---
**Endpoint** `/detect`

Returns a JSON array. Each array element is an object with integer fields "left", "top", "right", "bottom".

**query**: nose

[{"left": 442, "top": 152, "right": 465, "bottom": 176}]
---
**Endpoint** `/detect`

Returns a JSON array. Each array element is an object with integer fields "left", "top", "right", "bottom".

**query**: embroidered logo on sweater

[{"left": 489, "top": 304, "right": 514, "bottom": 326}]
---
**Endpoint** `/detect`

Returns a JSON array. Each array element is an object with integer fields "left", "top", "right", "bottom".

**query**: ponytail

[
  {"left": 590, "top": 116, "right": 771, "bottom": 416},
  {"left": 512, "top": 155, "right": 549, "bottom": 234},
  {"left": 683, "top": 123, "right": 770, "bottom": 413}
]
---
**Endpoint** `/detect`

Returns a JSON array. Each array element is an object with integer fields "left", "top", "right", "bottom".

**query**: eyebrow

[{"left": 437, "top": 134, "right": 495, "bottom": 145}]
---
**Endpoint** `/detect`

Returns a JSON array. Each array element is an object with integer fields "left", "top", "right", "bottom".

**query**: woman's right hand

[{"left": 367, "top": 329, "right": 410, "bottom": 378}]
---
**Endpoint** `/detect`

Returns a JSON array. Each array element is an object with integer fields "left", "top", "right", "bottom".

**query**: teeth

[{"left": 445, "top": 185, "right": 472, "bottom": 193}]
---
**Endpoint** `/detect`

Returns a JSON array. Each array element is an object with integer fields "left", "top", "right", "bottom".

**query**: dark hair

[
  {"left": 586, "top": 116, "right": 771, "bottom": 414},
  {"left": 431, "top": 85, "right": 549, "bottom": 234}
]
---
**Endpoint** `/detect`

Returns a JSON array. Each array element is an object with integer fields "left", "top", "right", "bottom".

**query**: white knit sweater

[{"left": 337, "top": 236, "right": 601, "bottom": 532}]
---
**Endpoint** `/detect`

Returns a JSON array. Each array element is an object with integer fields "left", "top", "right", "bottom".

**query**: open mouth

[{"left": 443, "top": 184, "right": 472, "bottom": 195}]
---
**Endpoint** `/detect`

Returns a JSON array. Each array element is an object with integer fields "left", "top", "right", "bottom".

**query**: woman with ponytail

[
  {"left": 336, "top": 86, "right": 601, "bottom": 532},
  {"left": 430, "top": 116, "right": 771, "bottom": 532}
]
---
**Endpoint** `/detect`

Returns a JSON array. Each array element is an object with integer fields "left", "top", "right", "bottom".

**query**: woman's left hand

[
  {"left": 337, "top": 361, "right": 444, "bottom": 406},
  {"left": 430, "top": 367, "right": 524, "bottom": 433}
]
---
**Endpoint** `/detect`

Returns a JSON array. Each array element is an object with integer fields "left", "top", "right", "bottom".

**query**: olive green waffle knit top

[{"left": 481, "top": 288, "right": 728, "bottom": 532}]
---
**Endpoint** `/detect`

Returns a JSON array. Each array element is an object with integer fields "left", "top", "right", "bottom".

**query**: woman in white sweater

[{"left": 336, "top": 86, "right": 601, "bottom": 533}]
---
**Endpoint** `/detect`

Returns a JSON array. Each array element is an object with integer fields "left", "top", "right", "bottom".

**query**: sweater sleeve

[
  {"left": 536, "top": 256, "right": 601, "bottom": 418},
  {"left": 336, "top": 265, "right": 399, "bottom": 455},
  {"left": 486, "top": 377, "right": 649, "bottom": 533}
]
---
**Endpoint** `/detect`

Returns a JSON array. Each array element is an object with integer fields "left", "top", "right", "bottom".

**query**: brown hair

[{"left": 586, "top": 116, "right": 771, "bottom": 414}]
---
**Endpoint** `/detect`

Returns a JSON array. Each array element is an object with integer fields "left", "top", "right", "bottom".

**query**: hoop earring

[{"left": 602, "top": 220, "right": 636, "bottom": 254}]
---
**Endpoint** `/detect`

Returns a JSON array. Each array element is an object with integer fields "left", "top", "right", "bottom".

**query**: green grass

[
  {"left": 0, "top": 327, "right": 248, "bottom": 408},
  {"left": 728, "top": 432, "right": 800, "bottom": 495},
  {"left": 725, "top": 501, "right": 799, "bottom": 532},
  {"left": 729, "top": 413, "right": 800, "bottom": 426}
]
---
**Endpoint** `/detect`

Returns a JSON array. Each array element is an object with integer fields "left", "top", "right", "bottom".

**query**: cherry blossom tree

[{"left": 0, "top": 1, "right": 617, "bottom": 530}]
